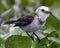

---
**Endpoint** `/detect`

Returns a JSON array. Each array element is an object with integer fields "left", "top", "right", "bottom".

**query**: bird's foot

[
  {"left": 33, "top": 32, "right": 40, "bottom": 43},
  {"left": 26, "top": 32, "right": 40, "bottom": 43},
  {"left": 26, "top": 32, "right": 34, "bottom": 40},
  {"left": 37, "top": 36, "right": 40, "bottom": 43}
]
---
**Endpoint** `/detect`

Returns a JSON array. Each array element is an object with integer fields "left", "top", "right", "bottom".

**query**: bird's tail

[{"left": 4, "top": 20, "right": 16, "bottom": 24}]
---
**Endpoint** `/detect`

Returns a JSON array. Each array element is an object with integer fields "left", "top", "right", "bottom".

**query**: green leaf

[
  {"left": 6, "top": 0, "right": 15, "bottom": 6},
  {"left": 0, "top": 37, "right": 5, "bottom": 48},
  {"left": 58, "top": 31, "right": 60, "bottom": 40},
  {"left": 40, "top": 37, "right": 49, "bottom": 45},
  {"left": 0, "top": 1, "right": 6, "bottom": 11},
  {"left": 53, "top": 8, "right": 60, "bottom": 21},
  {"left": 10, "top": 27, "right": 24, "bottom": 35},
  {"left": 5, "top": 35, "right": 32, "bottom": 48},
  {"left": 0, "top": 37, "right": 2, "bottom": 46},
  {"left": 36, "top": 45, "right": 46, "bottom": 48},
  {"left": 36, "top": 38, "right": 48, "bottom": 48},
  {"left": 1, "top": 8, "right": 14, "bottom": 20},
  {"left": 45, "top": 15, "right": 60, "bottom": 30},
  {"left": 40, "top": 0, "right": 58, "bottom": 6},
  {"left": 21, "top": 0, "right": 28, "bottom": 8},
  {"left": 48, "top": 37, "right": 60, "bottom": 45},
  {"left": 44, "top": 27, "right": 56, "bottom": 34},
  {"left": 34, "top": 37, "right": 48, "bottom": 48},
  {"left": 47, "top": 31, "right": 58, "bottom": 38}
]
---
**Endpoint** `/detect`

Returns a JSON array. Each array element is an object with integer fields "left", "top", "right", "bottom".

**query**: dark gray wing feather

[
  {"left": 14, "top": 13, "right": 36, "bottom": 26},
  {"left": 4, "top": 13, "right": 36, "bottom": 26}
]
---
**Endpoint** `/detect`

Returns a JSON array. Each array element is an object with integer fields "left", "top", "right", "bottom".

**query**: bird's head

[{"left": 36, "top": 6, "right": 52, "bottom": 21}]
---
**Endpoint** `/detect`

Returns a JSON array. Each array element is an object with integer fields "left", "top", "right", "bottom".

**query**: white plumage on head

[{"left": 36, "top": 6, "right": 50, "bottom": 21}]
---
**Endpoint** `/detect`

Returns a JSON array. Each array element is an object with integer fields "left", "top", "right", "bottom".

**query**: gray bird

[{"left": 5, "top": 6, "right": 52, "bottom": 42}]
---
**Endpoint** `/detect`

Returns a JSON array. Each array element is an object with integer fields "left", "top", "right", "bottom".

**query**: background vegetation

[{"left": 0, "top": 0, "right": 60, "bottom": 48}]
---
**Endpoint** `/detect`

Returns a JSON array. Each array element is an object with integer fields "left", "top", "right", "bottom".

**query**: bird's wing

[{"left": 14, "top": 13, "right": 36, "bottom": 26}]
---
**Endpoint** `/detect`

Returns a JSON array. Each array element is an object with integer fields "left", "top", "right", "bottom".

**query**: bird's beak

[{"left": 44, "top": 11, "right": 52, "bottom": 15}]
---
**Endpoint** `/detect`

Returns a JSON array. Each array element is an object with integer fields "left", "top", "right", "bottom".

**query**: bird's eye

[{"left": 41, "top": 9, "right": 44, "bottom": 12}]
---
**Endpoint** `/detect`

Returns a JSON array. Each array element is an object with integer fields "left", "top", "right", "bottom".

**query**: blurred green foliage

[
  {"left": 40, "top": 0, "right": 58, "bottom": 6},
  {"left": 5, "top": 35, "right": 32, "bottom": 48},
  {"left": 0, "top": 1, "right": 5, "bottom": 11},
  {"left": 21, "top": 0, "right": 28, "bottom": 8},
  {"left": 0, "top": 0, "right": 60, "bottom": 48},
  {"left": 6, "top": 0, "right": 15, "bottom": 6}
]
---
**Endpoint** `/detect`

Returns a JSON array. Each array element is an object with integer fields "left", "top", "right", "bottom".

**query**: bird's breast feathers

[{"left": 20, "top": 16, "right": 45, "bottom": 32}]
